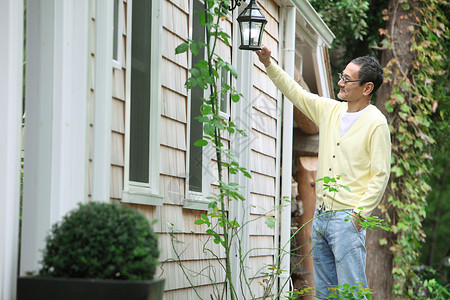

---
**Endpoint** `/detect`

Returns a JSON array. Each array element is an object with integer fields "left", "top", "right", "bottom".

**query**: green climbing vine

[{"left": 381, "top": 0, "right": 449, "bottom": 297}]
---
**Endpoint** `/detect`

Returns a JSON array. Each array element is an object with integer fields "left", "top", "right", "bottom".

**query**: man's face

[{"left": 337, "top": 62, "right": 365, "bottom": 102}]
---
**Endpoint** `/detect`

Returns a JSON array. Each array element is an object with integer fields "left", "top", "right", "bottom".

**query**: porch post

[
  {"left": 20, "top": 0, "right": 89, "bottom": 275},
  {"left": 0, "top": 0, "right": 24, "bottom": 298},
  {"left": 279, "top": 5, "right": 296, "bottom": 297}
]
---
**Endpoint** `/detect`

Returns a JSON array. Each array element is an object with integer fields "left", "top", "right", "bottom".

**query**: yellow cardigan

[{"left": 266, "top": 63, "right": 391, "bottom": 218}]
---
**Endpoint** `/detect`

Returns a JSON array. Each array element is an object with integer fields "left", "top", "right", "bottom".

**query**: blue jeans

[{"left": 311, "top": 208, "right": 368, "bottom": 298}]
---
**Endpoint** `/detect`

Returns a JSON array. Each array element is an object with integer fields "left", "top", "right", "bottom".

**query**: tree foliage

[{"left": 311, "top": 0, "right": 449, "bottom": 298}]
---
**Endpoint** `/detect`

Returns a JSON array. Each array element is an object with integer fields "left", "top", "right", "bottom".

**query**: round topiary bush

[{"left": 39, "top": 202, "right": 159, "bottom": 281}]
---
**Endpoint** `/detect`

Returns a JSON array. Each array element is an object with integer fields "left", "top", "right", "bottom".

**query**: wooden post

[{"left": 292, "top": 156, "right": 317, "bottom": 298}]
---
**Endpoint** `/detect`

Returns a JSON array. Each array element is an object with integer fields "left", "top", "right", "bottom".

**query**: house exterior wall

[
  {"left": 11, "top": 0, "right": 333, "bottom": 298},
  {"left": 90, "top": 0, "right": 284, "bottom": 297}
]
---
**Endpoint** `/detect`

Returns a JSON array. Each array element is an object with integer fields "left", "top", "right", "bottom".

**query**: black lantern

[{"left": 236, "top": 0, "right": 267, "bottom": 50}]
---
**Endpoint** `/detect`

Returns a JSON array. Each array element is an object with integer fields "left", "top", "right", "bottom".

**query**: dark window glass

[
  {"left": 129, "top": 0, "right": 151, "bottom": 183},
  {"left": 189, "top": 0, "right": 206, "bottom": 192}
]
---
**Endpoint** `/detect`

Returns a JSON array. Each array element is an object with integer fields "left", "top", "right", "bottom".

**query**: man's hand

[
  {"left": 255, "top": 45, "right": 272, "bottom": 68},
  {"left": 352, "top": 211, "right": 363, "bottom": 232}
]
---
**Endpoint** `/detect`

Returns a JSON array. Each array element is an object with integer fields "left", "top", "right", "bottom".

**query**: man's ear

[{"left": 363, "top": 82, "right": 374, "bottom": 96}]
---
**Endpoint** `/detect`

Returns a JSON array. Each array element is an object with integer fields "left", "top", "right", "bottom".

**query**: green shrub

[{"left": 39, "top": 202, "right": 159, "bottom": 280}]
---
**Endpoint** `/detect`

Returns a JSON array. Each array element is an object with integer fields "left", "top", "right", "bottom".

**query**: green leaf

[
  {"left": 200, "top": 105, "right": 213, "bottom": 115},
  {"left": 204, "top": 123, "right": 215, "bottom": 136},
  {"left": 386, "top": 103, "right": 394, "bottom": 113},
  {"left": 231, "top": 93, "right": 240, "bottom": 103},
  {"left": 175, "top": 43, "right": 189, "bottom": 54},
  {"left": 265, "top": 217, "right": 277, "bottom": 229},
  {"left": 189, "top": 68, "right": 200, "bottom": 78},
  {"left": 189, "top": 42, "right": 199, "bottom": 56},
  {"left": 194, "top": 219, "right": 205, "bottom": 225},
  {"left": 194, "top": 139, "right": 208, "bottom": 147},
  {"left": 340, "top": 185, "right": 351, "bottom": 192}
]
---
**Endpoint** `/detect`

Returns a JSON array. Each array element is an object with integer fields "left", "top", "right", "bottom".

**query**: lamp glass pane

[
  {"left": 241, "top": 21, "right": 250, "bottom": 45},
  {"left": 250, "top": 22, "right": 262, "bottom": 46}
]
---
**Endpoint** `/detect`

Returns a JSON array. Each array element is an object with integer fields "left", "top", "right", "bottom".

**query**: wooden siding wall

[
  {"left": 99, "top": 0, "right": 282, "bottom": 298},
  {"left": 88, "top": 0, "right": 126, "bottom": 201},
  {"left": 249, "top": 1, "right": 280, "bottom": 298}
]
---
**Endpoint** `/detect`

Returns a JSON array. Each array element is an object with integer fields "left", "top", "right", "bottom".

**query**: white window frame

[
  {"left": 122, "top": 0, "right": 163, "bottom": 206},
  {"left": 184, "top": 0, "right": 212, "bottom": 210},
  {"left": 112, "top": 0, "right": 124, "bottom": 69},
  {"left": 218, "top": 67, "right": 231, "bottom": 119},
  {"left": 184, "top": 0, "right": 233, "bottom": 210}
]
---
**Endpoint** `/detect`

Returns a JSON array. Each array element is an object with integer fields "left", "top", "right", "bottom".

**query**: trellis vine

[{"left": 381, "top": 0, "right": 449, "bottom": 297}]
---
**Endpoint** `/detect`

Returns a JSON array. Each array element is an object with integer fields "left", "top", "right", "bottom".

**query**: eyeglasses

[{"left": 338, "top": 72, "right": 361, "bottom": 84}]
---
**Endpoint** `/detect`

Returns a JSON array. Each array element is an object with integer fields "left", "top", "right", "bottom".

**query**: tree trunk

[{"left": 369, "top": 0, "right": 419, "bottom": 299}]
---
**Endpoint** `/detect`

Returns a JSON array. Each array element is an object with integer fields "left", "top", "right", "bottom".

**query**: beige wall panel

[
  {"left": 252, "top": 87, "right": 277, "bottom": 117},
  {"left": 253, "top": 66, "right": 278, "bottom": 99},
  {"left": 162, "top": 0, "right": 189, "bottom": 39},
  {"left": 89, "top": 90, "right": 94, "bottom": 125},
  {"left": 112, "top": 67, "right": 125, "bottom": 100},
  {"left": 215, "top": 39, "right": 232, "bottom": 63},
  {"left": 156, "top": 259, "right": 226, "bottom": 291},
  {"left": 251, "top": 129, "right": 276, "bottom": 157},
  {"left": 160, "top": 145, "right": 185, "bottom": 177},
  {"left": 111, "top": 131, "right": 124, "bottom": 166},
  {"left": 219, "top": 18, "right": 233, "bottom": 46},
  {"left": 251, "top": 172, "right": 276, "bottom": 197},
  {"left": 159, "top": 233, "right": 226, "bottom": 261},
  {"left": 160, "top": 174, "right": 185, "bottom": 205},
  {"left": 249, "top": 214, "right": 275, "bottom": 236},
  {"left": 161, "top": 116, "right": 186, "bottom": 150},
  {"left": 252, "top": 107, "right": 277, "bottom": 138},
  {"left": 90, "top": 55, "right": 95, "bottom": 92},
  {"left": 167, "top": 0, "right": 189, "bottom": 14},
  {"left": 248, "top": 254, "right": 274, "bottom": 279},
  {"left": 162, "top": 87, "right": 187, "bottom": 123},
  {"left": 88, "top": 160, "right": 92, "bottom": 197},
  {"left": 88, "top": 125, "right": 94, "bottom": 159},
  {"left": 259, "top": 6, "right": 279, "bottom": 42},
  {"left": 90, "top": 17, "right": 95, "bottom": 53},
  {"left": 90, "top": 0, "right": 95, "bottom": 17},
  {"left": 110, "top": 165, "right": 123, "bottom": 199},
  {"left": 125, "top": 203, "right": 158, "bottom": 224},
  {"left": 250, "top": 193, "right": 275, "bottom": 215},
  {"left": 162, "top": 58, "right": 188, "bottom": 96},
  {"left": 210, "top": 159, "right": 229, "bottom": 186},
  {"left": 259, "top": 0, "right": 279, "bottom": 24},
  {"left": 163, "top": 28, "right": 188, "bottom": 68},
  {"left": 163, "top": 283, "right": 225, "bottom": 300},
  {"left": 111, "top": 98, "right": 125, "bottom": 133},
  {"left": 155, "top": 205, "right": 210, "bottom": 234},
  {"left": 249, "top": 235, "right": 276, "bottom": 257},
  {"left": 251, "top": 150, "right": 276, "bottom": 177}
]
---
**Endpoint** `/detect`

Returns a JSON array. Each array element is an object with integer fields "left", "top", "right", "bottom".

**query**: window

[
  {"left": 185, "top": 0, "right": 209, "bottom": 209},
  {"left": 122, "top": 0, "right": 162, "bottom": 205},
  {"left": 184, "top": 0, "right": 231, "bottom": 210}
]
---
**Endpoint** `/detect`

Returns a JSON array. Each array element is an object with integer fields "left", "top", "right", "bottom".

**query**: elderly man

[{"left": 256, "top": 46, "right": 391, "bottom": 297}]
